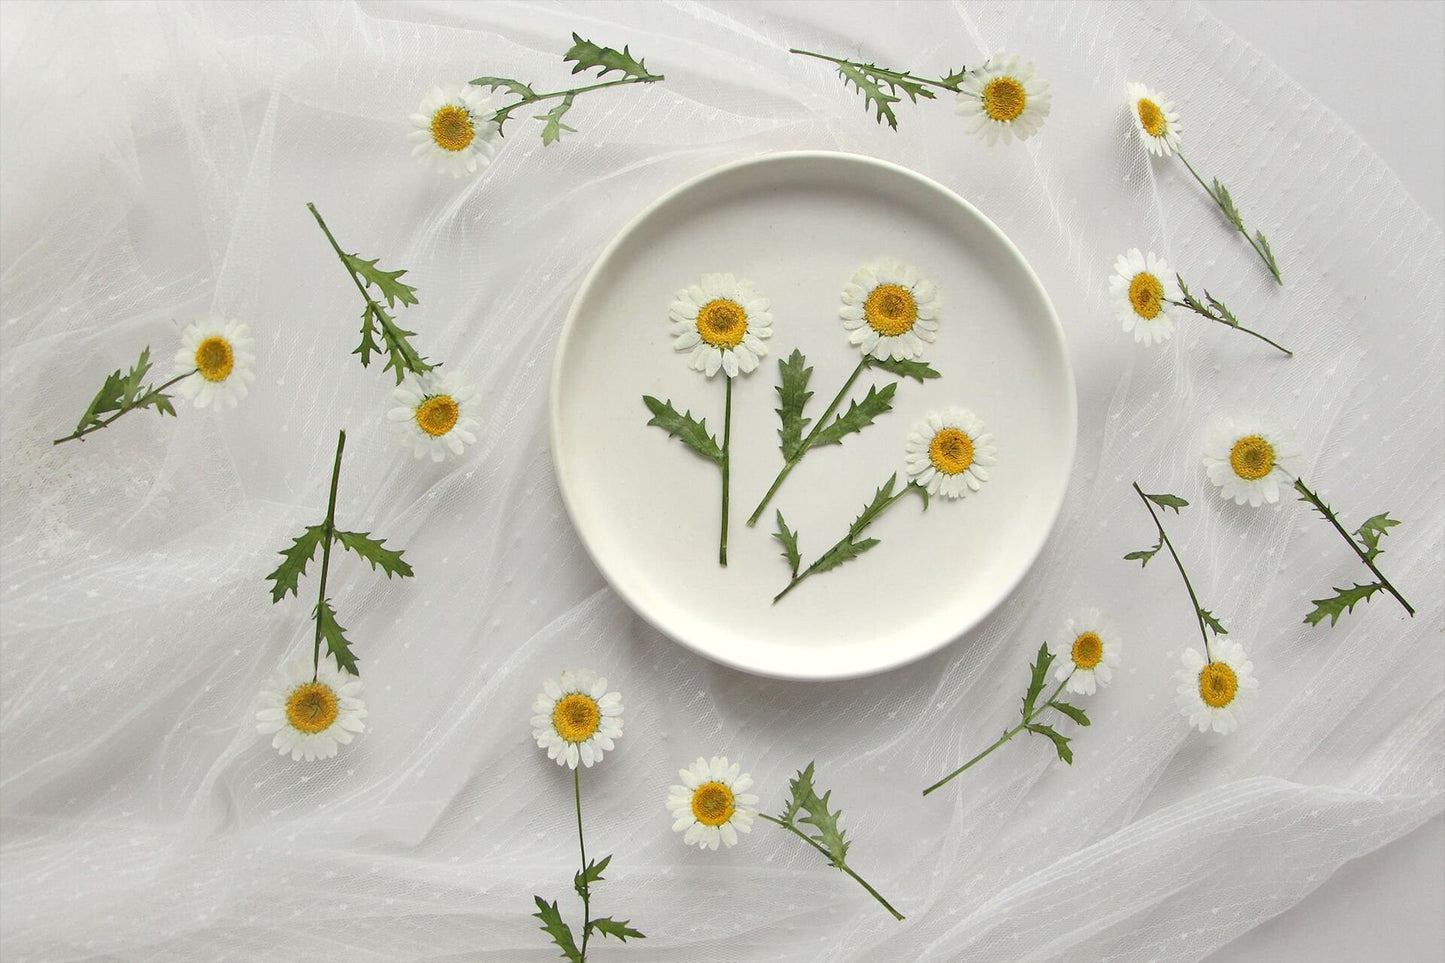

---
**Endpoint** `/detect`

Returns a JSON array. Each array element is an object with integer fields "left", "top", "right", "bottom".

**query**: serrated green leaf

[
  {"left": 343, "top": 253, "right": 419, "bottom": 309},
  {"left": 266, "top": 525, "right": 328, "bottom": 603},
  {"left": 587, "top": 917, "right": 645, "bottom": 942},
  {"left": 65, "top": 346, "right": 180, "bottom": 440},
  {"left": 532, "top": 896, "right": 582, "bottom": 963},
  {"left": 574, "top": 854, "right": 611, "bottom": 900},
  {"left": 849, "top": 474, "right": 898, "bottom": 538},
  {"left": 1198, "top": 608, "right": 1228, "bottom": 637},
  {"left": 778, "top": 761, "right": 812, "bottom": 823},
  {"left": 784, "top": 762, "right": 850, "bottom": 868},
  {"left": 1124, "top": 542, "right": 1161, "bottom": 567},
  {"left": 775, "top": 349, "right": 814, "bottom": 461},
  {"left": 354, "top": 296, "right": 433, "bottom": 384},
  {"left": 810, "top": 536, "right": 880, "bottom": 576},
  {"left": 1304, "top": 582, "right": 1385, "bottom": 628},
  {"left": 537, "top": 94, "right": 578, "bottom": 145},
  {"left": 868, "top": 356, "right": 941, "bottom": 383},
  {"left": 1254, "top": 230, "right": 1281, "bottom": 282},
  {"left": 1203, "top": 289, "right": 1239, "bottom": 327},
  {"left": 1354, "top": 513, "right": 1401, "bottom": 563},
  {"left": 1211, "top": 178, "right": 1244, "bottom": 230},
  {"left": 642, "top": 395, "right": 723, "bottom": 465},
  {"left": 811, "top": 382, "right": 896, "bottom": 448},
  {"left": 1049, "top": 701, "right": 1091, "bottom": 727},
  {"left": 564, "top": 32, "right": 655, "bottom": 80},
  {"left": 836, "top": 62, "right": 902, "bottom": 129},
  {"left": 936, "top": 66, "right": 970, "bottom": 91},
  {"left": 1028, "top": 723, "right": 1073, "bottom": 764},
  {"left": 334, "top": 530, "right": 413, "bottom": 579},
  {"left": 1020, "top": 642, "right": 1053, "bottom": 719},
  {"left": 316, "top": 599, "right": 359, "bottom": 675},
  {"left": 1145, "top": 492, "right": 1189, "bottom": 513},
  {"left": 774, "top": 511, "right": 801, "bottom": 577},
  {"left": 470, "top": 76, "right": 538, "bottom": 100}
]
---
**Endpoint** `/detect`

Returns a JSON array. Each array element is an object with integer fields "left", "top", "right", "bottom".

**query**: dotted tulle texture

[{"left": 1, "top": 2, "right": 1440, "bottom": 960}]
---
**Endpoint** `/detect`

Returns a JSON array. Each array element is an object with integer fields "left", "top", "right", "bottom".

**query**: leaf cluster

[
  {"left": 1296, "top": 479, "right": 1409, "bottom": 627},
  {"left": 59, "top": 347, "right": 178, "bottom": 443},
  {"left": 1123, "top": 491, "right": 1188, "bottom": 567},
  {"left": 828, "top": 58, "right": 964, "bottom": 130},
  {"left": 1018, "top": 643, "right": 1091, "bottom": 764},
  {"left": 533, "top": 853, "right": 644, "bottom": 962},
  {"left": 811, "top": 383, "right": 897, "bottom": 448},
  {"left": 1207, "top": 177, "right": 1281, "bottom": 283},
  {"left": 1174, "top": 275, "right": 1239, "bottom": 327},
  {"left": 642, "top": 395, "right": 724, "bottom": 465},
  {"left": 342, "top": 251, "right": 432, "bottom": 384}
]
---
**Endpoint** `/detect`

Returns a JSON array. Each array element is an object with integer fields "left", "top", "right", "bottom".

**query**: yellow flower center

[
  {"left": 194, "top": 336, "right": 234, "bottom": 382},
  {"left": 1128, "top": 272, "right": 1165, "bottom": 320},
  {"left": 1198, "top": 662, "right": 1239, "bottom": 709},
  {"left": 929, "top": 428, "right": 975, "bottom": 476},
  {"left": 1137, "top": 98, "right": 1168, "bottom": 138},
  {"left": 1229, "top": 435, "right": 1276, "bottom": 481},
  {"left": 430, "top": 105, "right": 475, "bottom": 152},
  {"left": 415, "top": 395, "right": 460, "bottom": 437},
  {"left": 982, "top": 76, "right": 1027, "bottom": 121},
  {"left": 696, "top": 298, "right": 748, "bottom": 349},
  {"left": 552, "top": 693, "right": 601, "bottom": 743},
  {"left": 691, "top": 781, "right": 735, "bottom": 827},
  {"left": 285, "top": 682, "right": 339, "bottom": 734},
  {"left": 863, "top": 284, "right": 918, "bottom": 337},
  {"left": 1071, "top": 631, "right": 1104, "bottom": 670}
]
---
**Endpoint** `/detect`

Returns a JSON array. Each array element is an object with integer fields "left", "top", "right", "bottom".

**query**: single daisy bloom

[
  {"left": 388, "top": 370, "right": 482, "bottom": 462},
  {"left": 668, "top": 273, "right": 773, "bottom": 378},
  {"left": 839, "top": 258, "right": 941, "bottom": 362},
  {"left": 667, "top": 756, "right": 759, "bottom": 851},
  {"left": 1202, "top": 420, "right": 1298, "bottom": 507},
  {"left": 172, "top": 316, "right": 256, "bottom": 409},
  {"left": 904, "top": 407, "right": 996, "bottom": 499},
  {"left": 1175, "top": 640, "right": 1259, "bottom": 734},
  {"left": 956, "top": 55, "right": 1052, "bottom": 145},
  {"left": 1127, "top": 82, "right": 1183, "bottom": 157},
  {"left": 1047, "top": 609, "right": 1122, "bottom": 696},
  {"left": 255, "top": 654, "right": 367, "bottom": 762},
  {"left": 408, "top": 83, "right": 501, "bottom": 178},
  {"left": 530, "top": 668, "right": 623, "bottom": 769},
  {"left": 1110, "top": 248, "right": 1176, "bottom": 346}
]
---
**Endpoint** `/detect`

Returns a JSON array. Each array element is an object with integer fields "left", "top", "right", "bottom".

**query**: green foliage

[
  {"left": 1198, "top": 608, "right": 1229, "bottom": 637},
  {"left": 1254, "top": 230, "right": 1280, "bottom": 282},
  {"left": 1124, "top": 539, "right": 1162, "bottom": 567},
  {"left": 811, "top": 383, "right": 897, "bottom": 448},
  {"left": 564, "top": 33, "right": 658, "bottom": 81},
  {"left": 849, "top": 474, "right": 901, "bottom": 537},
  {"left": 587, "top": 918, "right": 645, "bottom": 943},
  {"left": 1048, "top": 700, "right": 1091, "bottom": 728},
  {"left": 1354, "top": 513, "right": 1401, "bottom": 564},
  {"left": 334, "top": 530, "right": 414, "bottom": 579},
  {"left": 1145, "top": 492, "right": 1189, "bottom": 513},
  {"left": 791, "top": 49, "right": 969, "bottom": 128},
  {"left": 642, "top": 395, "right": 724, "bottom": 465},
  {"left": 58, "top": 347, "right": 179, "bottom": 444},
  {"left": 1211, "top": 178, "right": 1244, "bottom": 230},
  {"left": 536, "top": 95, "right": 578, "bottom": 145},
  {"left": 836, "top": 62, "right": 904, "bottom": 129},
  {"left": 937, "top": 67, "right": 970, "bottom": 90},
  {"left": 1175, "top": 275, "right": 1239, "bottom": 327},
  {"left": 779, "top": 762, "right": 851, "bottom": 868},
  {"left": 316, "top": 599, "right": 358, "bottom": 675},
  {"left": 810, "top": 535, "right": 881, "bottom": 576},
  {"left": 1027, "top": 723, "right": 1073, "bottom": 764},
  {"left": 869, "top": 357, "right": 941, "bottom": 383},
  {"left": 1305, "top": 582, "right": 1385, "bottom": 627},
  {"left": 574, "top": 854, "right": 610, "bottom": 900},
  {"left": 342, "top": 253, "right": 419, "bottom": 310},
  {"left": 775, "top": 349, "right": 815, "bottom": 461},
  {"left": 774, "top": 511, "right": 801, "bottom": 577},
  {"left": 266, "top": 525, "right": 328, "bottom": 603},
  {"left": 1020, "top": 642, "right": 1054, "bottom": 720},
  {"left": 532, "top": 897, "right": 582, "bottom": 963},
  {"left": 471, "top": 76, "right": 538, "bottom": 99}
]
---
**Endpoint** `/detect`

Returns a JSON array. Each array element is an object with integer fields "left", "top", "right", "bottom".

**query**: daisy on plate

[
  {"left": 1110, "top": 248, "right": 1177, "bottom": 346},
  {"left": 957, "top": 54, "right": 1051, "bottom": 145},
  {"left": 667, "top": 756, "right": 759, "bottom": 851},
  {"left": 839, "top": 258, "right": 941, "bottom": 361},
  {"left": 531, "top": 668, "right": 623, "bottom": 769},
  {"left": 408, "top": 83, "right": 501, "bottom": 178},
  {"left": 1176, "top": 639, "right": 1259, "bottom": 734},
  {"left": 389, "top": 370, "right": 481, "bottom": 462},
  {"left": 256, "top": 653, "right": 367, "bottom": 762},
  {"left": 668, "top": 273, "right": 773, "bottom": 378},
  {"left": 1048, "top": 608, "right": 1121, "bottom": 696},
  {"left": 904, "top": 407, "right": 996, "bottom": 499},
  {"left": 173, "top": 316, "right": 256, "bottom": 409},
  {"left": 1203, "top": 419, "right": 1297, "bottom": 507},
  {"left": 1127, "top": 82, "right": 1182, "bottom": 157}
]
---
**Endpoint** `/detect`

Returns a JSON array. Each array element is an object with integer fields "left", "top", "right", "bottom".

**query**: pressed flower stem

[
  {"left": 312, "top": 429, "right": 346, "bottom": 680},
  {"left": 573, "top": 767, "right": 593, "bottom": 961},
  {"left": 1175, "top": 150, "right": 1282, "bottom": 285},
  {"left": 1293, "top": 477, "right": 1415, "bottom": 617},
  {"left": 1132, "top": 482, "right": 1214, "bottom": 662},
  {"left": 757, "top": 813, "right": 905, "bottom": 921},
  {"left": 748, "top": 358, "right": 870, "bottom": 527},
  {"left": 1165, "top": 295, "right": 1293, "bottom": 357},
  {"left": 922, "top": 676, "right": 1071, "bottom": 796},
  {"left": 489, "top": 74, "right": 665, "bottom": 130},
  {"left": 788, "top": 48, "right": 963, "bottom": 94},
  {"left": 308, "top": 202, "right": 380, "bottom": 312},
  {"left": 719, "top": 375, "right": 733, "bottom": 567},
  {"left": 51, "top": 369, "right": 195, "bottom": 445}
]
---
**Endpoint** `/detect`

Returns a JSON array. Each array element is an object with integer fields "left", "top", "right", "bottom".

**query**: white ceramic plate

[{"left": 551, "top": 152, "right": 1075, "bottom": 681}]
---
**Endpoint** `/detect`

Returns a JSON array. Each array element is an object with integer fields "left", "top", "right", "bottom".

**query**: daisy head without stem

[
  {"left": 173, "top": 315, "right": 256, "bottom": 409},
  {"left": 1175, "top": 639, "right": 1259, "bottom": 734},
  {"left": 255, "top": 653, "right": 367, "bottom": 762},
  {"left": 1127, "top": 82, "right": 1183, "bottom": 157},
  {"left": 1203, "top": 419, "right": 1297, "bottom": 507},
  {"left": 667, "top": 756, "right": 759, "bottom": 851},
  {"left": 408, "top": 83, "right": 502, "bottom": 178},
  {"left": 388, "top": 370, "right": 481, "bottom": 462},
  {"left": 904, "top": 407, "right": 996, "bottom": 499},
  {"left": 1110, "top": 248, "right": 1176, "bottom": 346},
  {"left": 957, "top": 54, "right": 1052, "bottom": 145},
  {"left": 839, "top": 258, "right": 941, "bottom": 361},
  {"left": 1048, "top": 608, "right": 1122, "bottom": 697},
  {"left": 668, "top": 273, "right": 773, "bottom": 378},
  {"left": 531, "top": 668, "right": 623, "bottom": 769}
]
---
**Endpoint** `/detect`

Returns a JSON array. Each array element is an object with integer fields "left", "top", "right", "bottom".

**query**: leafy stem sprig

[
  {"left": 474, "top": 33, "right": 664, "bottom": 145},
  {"left": 773, "top": 473, "right": 929, "bottom": 603},
  {"left": 790, "top": 48, "right": 968, "bottom": 129},
  {"left": 748, "top": 350, "right": 939, "bottom": 526},
  {"left": 1174, "top": 150, "right": 1282, "bottom": 284},
  {"left": 307, "top": 202, "right": 432, "bottom": 384},
  {"left": 755, "top": 762, "right": 904, "bottom": 921},
  {"left": 1126, "top": 484, "right": 1228, "bottom": 661},
  {"left": 265, "top": 429, "right": 413, "bottom": 678},
  {"left": 54, "top": 347, "right": 185, "bottom": 445},
  {"left": 643, "top": 377, "right": 734, "bottom": 566},
  {"left": 923, "top": 644, "right": 1090, "bottom": 796},
  {"left": 1293, "top": 477, "right": 1414, "bottom": 626},
  {"left": 1170, "top": 274, "right": 1292, "bottom": 357}
]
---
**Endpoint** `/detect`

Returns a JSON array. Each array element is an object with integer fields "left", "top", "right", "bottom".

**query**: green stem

[
  {"left": 574, "top": 767, "right": 592, "bottom": 961},
  {"left": 1132, "top": 482, "right": 1214, "bottom": 661},
  {"left": 719, "top": 375, "right": 732, "bottom": 567},
  {"left": 756, "top": 813, "right": 905, "bottom": 921},
  {"left": 788, "top": 48, "right": 962, "bottom": 93},
  {"left": 773, "top": 477, "right": 922, "bottom": 604},
  {"left": 1293, "top": 477, "right": 1415, "bottom": 617},
  {"left": 922, "top": 677, "right": 1070, "bottom": 796},
  {"left": 312, "top": 429, "right": 346, "bottom": 680},
  {"left": 1166, "top": 297, "right": 1293, "bottom": 357},
  {"left": 1175, "top": 151, "right": 1282, "bottom": 284},
  {"left": 307, "top": 202, "right": 382, "bottom": 312},
  {"left": 491, "top": 74, "right": 664, "bottom": 129},
  {"left": 52, "top": 369, "right": 195, "bottom": 445}
]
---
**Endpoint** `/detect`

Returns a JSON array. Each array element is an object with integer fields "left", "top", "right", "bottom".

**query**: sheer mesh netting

[{"left": 1, "top": 2, "right": 1440, "bottom": 960}]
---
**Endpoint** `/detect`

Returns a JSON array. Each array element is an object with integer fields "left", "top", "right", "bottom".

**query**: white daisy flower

[
  {"left": 839, "top": 258, "right": 942, "bottom": 361},
  {"left": 1127, "top": 82, "right": 1183, "bottom": 157},
  {"left": 530, "top": 668, "right": 623, "bottom": 769},
  {"left": 1175, "top": 640, "right": 1259, "bottom": 734},
  {"left": 667, "top": 756, "right": 759, "bottom": 851},
  {"left": 172, "top": 316, "right": 256, "bottom": 409},
  {"left": 1110, "top": 248, "right": 1176, "bottom": 346},
  {"left": 956, "top": 54, "right": 1052, "bottom": 145},
  {"left": 1047, "top": 609, "right": 1122, "bottom": 696},
  {"left": 904, "top": 407, "right": 996, "bottom": 499},
  {"left": 388, "top": 370, "right": 481, "bottom": 462},
  {"left": 1203, "top": 420, "right": 1298, "bottom": 507},
  {"left": 255, "top": 653, "right": 367, "bottom": 762},
  {"left": 668, "top": 273, "right": 773, "bottom": 378},
  {"left": 408, "top": 83, "right": 501, "bottom": 178}
]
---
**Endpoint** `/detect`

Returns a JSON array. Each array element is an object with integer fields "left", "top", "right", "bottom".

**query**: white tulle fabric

[{"left": 1, "top": 2, "right": 1440, "bottom": 960}]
